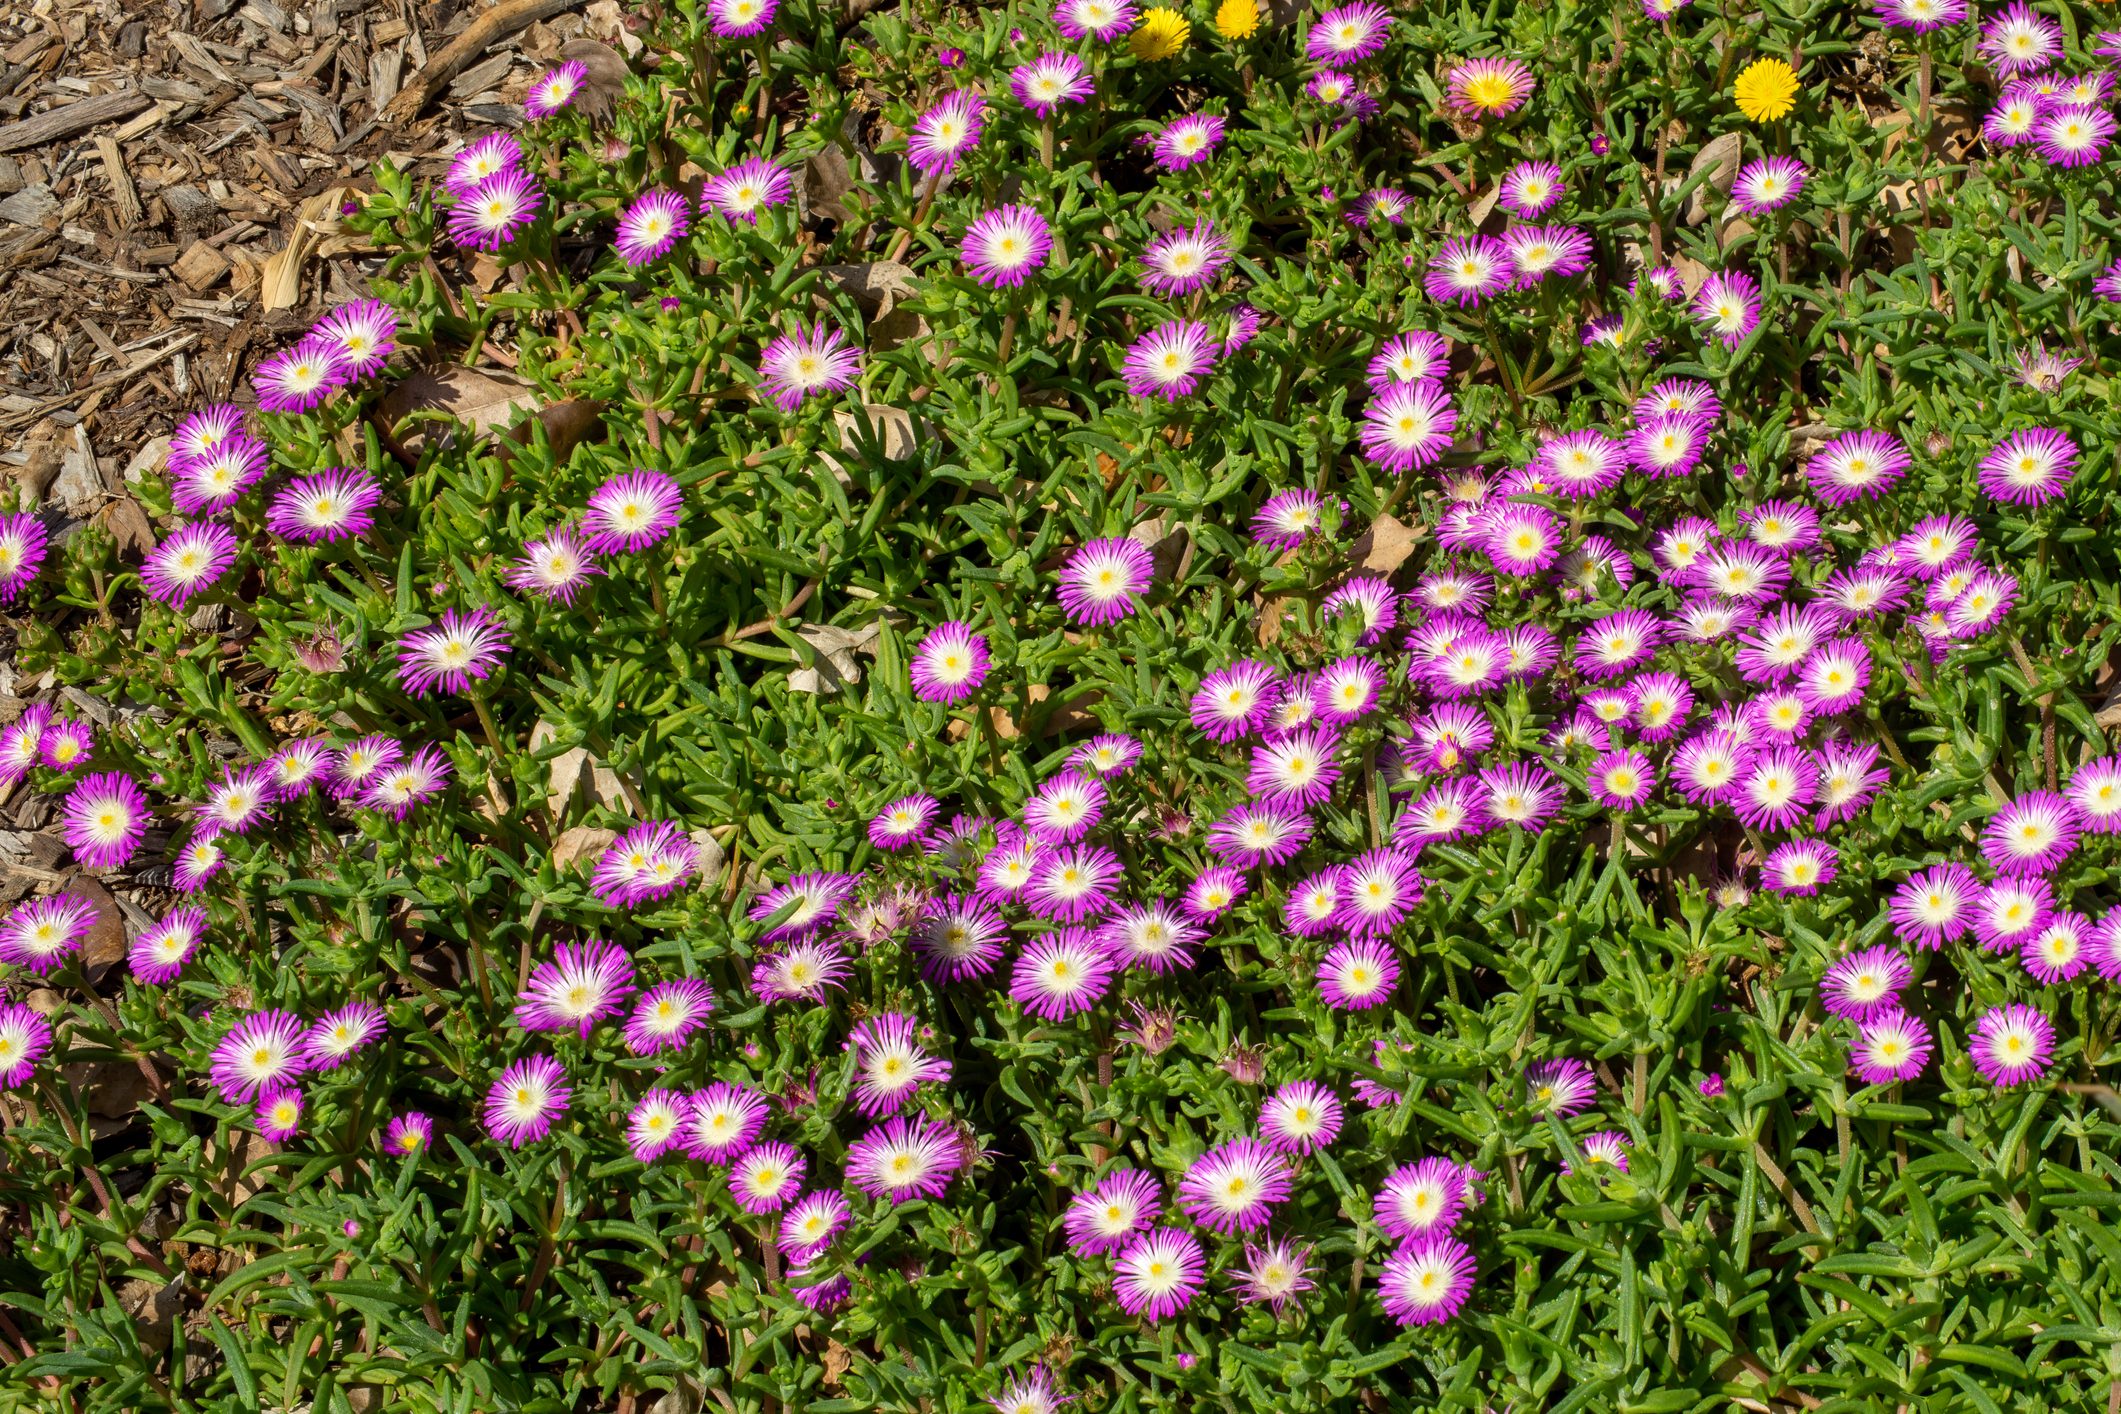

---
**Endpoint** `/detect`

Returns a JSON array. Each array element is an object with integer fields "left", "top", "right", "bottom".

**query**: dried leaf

[
  {"left": 1682, "top": 133, "right": 1743, "bottom": 225},
  {"left": 552, "top": 825, "right": 617, "bottom": 870},
  {"left": 1350, "top": 513, "right": 1425, "bottom": 576},
  {"left": 788, "top": 622, "right": 884, "bottom": 695},
  {"left": 378, "top": 367, "right": 545, "bottom": 461},
  {"left": 559, "top": 38, "right": 630, "bottom": 118},
  {"left": 68, "top": 876, "right": 128, "bottom": 980}
]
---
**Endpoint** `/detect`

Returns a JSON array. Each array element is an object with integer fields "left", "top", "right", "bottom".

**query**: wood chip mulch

[{"left": 0, "top": 0, "right": 637, "bottom": 515}]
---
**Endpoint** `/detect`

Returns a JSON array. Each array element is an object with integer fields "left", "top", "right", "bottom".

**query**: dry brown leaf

[
  {"left": 552, "top": 826, "right": 618, "bottom": 870},
  {"left": 561, "top": 37, "right": 632, "bottom": 108},
  {"left": 1350, "top": 513, "right": 1425, "bottom": 576},
  {"left": 68, "top": 875, "right": 129, "bottom": 980},
  {"left": 1682, "top": 133, "right": 1743, "bottom": 225}
]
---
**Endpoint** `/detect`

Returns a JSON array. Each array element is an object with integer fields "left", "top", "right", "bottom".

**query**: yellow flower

[
  {"left": 1733, "top": 58, "right": 1799, "bottom": 122},
  {"left": 1215, "top": 0, "right": 1259, "bottom": 39},
  {"left": 1130, "top": 6, "right": 1192, "bottom": 60}
]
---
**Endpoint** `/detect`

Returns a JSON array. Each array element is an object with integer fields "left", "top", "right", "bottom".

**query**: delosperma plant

[{"left": 9, "top": 0, "right": 2121, "bottom": 1408}]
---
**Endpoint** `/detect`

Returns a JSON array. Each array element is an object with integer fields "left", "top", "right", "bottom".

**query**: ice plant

[
  {"left": 757, "top": 325, "right": 863, "bottom": 412},
  {"left": 613, "top": 189, "right": 691, "bottom": 266},
  {"left": 961, "top": 205, "right": 1052, "bottom": 288},
  {"left": 484, "top": 1054, "right": 571, "bottom": 1147},
  {"left": 1378, "top": 1236, "right": 1476, "bottom": 1326},
  {"left": 1057, "top": 538, "right": 1155, "bottom": 625},
  {"left": 397, "top": 607, "right": 511, "bottom": 697},
  {"left": 210, "top": 1010, "right": 309, "bottom": 1104},
  {"left": 1111, "top": 1227, "right": 1205, "bottom": 1320},
  {"left": 1734, "top": 58, "right": 1799, "bottom": 121},
  {"left": 703, "top": 158, "right": 795, "bottom": 223},
  {"left": 1446, "top": 57, "right": 1535, "bottom": 116},
  {"left": 0, "top": 1004, "right": 50, "bottom": 1090}
]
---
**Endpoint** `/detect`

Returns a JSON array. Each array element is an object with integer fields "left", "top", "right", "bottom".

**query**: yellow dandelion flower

[
  {"left": 1130, "top": 6, "right": 1192, "bottom": 60},
  {"left": 1733, "top": 58, "right": 1799, "bottom": 123},
  {"left": 1215, "top": 0, "right": 1259, "bottom": 39}
]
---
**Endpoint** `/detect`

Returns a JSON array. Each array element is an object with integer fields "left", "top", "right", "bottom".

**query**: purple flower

[
  {"left": 171, "top": 434, "right": 269, "bottom": 516},
  {"left": 448, "top": 168, "right": 543, "bottom": 251},
  {"left": 130, "top": 905, "right": 206, "bottom": 983},
  {"left": 589, "top": 818, "right": 704, "bottom": 907},
  {"left": 1011, "top": 51, "right": 1093, "bottom": 115},
  {"left": 703, "top": 157, "right": 795, "bottom": 223},
  {"left": 1979, "top": 1, "right": 2062, "bottom": 75},
  {"left": 613, "top": 189, "right": 691, "bottom": 266},
  {"left": 507, "top": 526, "right": 604, "bottom": 604},
  {"left": 516, "top": 939, "right": 635, "bottom": 1036},
  {"left": 1591, "top": 747, "right": 1655, "bottom": 810},
  {"left": 1478, "top": 760, "right": 1564, "bottom": 831},
  {"left": 256, "top": 1087, "right": 304, "bottom": 1143},
  {"left": 682, "top": 1080, "right": 769, "bottom": 1162},
  {"left": 1247, "top": 726, "right": 1342, "bottom": 808},
  {"left": 1378, "top": 1157, "right": 1467, "bottom": 1238},
  {"left": 912, "top": 892, "right": 1010, "bottom": 978},
  {"left": 909, "top": 621, "right": 990, "bottom": 702},
  {"left": 1191, "top": 660, "right": 1281, "bottom": 741},
  {"left": 210, "top": 1010, "right": 309, "bottom": 1103},
  {"left": 1378, "top": 1236, "right": 1476, "bottom": 1326},
  {"left": 1978, "top": 427, "right": 2078, "bottom": 506},
  {"left": 1889, "top": 863, "right": 1978, "bottom": 950},
  {"left": 1251, "top": 489, "right": 1325, "bottom": 549},
  {"left": 1969, "top": 1004, "right": 2054, "bottom": 1087},
  {"left": 1850, "top": 1009, "right": 1932, "bottom": 1085},
  {"left": 1121, "top": 319, "right": 1218, "bottom": 399},
  {"left": 1820, "top": 946, "right": 1909, "bottom": 1020},
  {"left": 758, "top": 324, "right": 863, "bottom": 412},
  {"left": 1139, "top": 220, "right": 1230, "bottom": 297},
  {"left": 1010, "top": 928, "right": 1115, "bottom": 1020},
  {"left": 525, "top": 60, "right": 587, "bottom": 119},
  {"left": 1982, "top": 789, "right": 2080, "bottom": 877},
  {"left": 445, "top": 133, "right": 524, "bottom": 195},
  {"left": 1308, "top": 2, "right": 1392, "bottom": 63},
  {"left": 0, "top": 1003, "right": 53, "bottom": 1089},
  {"left": 584, "top": 469, "right": 684, "bottom": 553},
  {"left": 1177, "top": 1137, "right": 1292, "bottom": 1234},
  {"left": 1497, "top": 160, "right": 1564, "bottom": 217},
  {"left": 61, "top": 772, "right": 147, "bottom": 869},
  {"left": 361, "top": 744, "right": 453, "bottom": 819},
  {"left": 907, "top": 91, "right": 986, "bottom": 177},
  {"left": 385, "top": 1112, "right": 434, "bottom": 1156},
  {"left": 0, "top": 514, "right": 48, "bottom": 603},
  {"left": 1446, "top": 56, "right": 1535, "bottom": 115},
  {"left": 1026, "top": 844, "right": 1123, "bottom": 923},
  {"left": 1359, "top": 381, "right": 1458, "bottom": 472},
  {"left": 311, "top": 299, "right": 397, "bottom": 379},
  {"left": 1628, "top": 413, "right": 1712, "bottom": 479},
  {"left": 1065, "top": 1168, "right": 1162, "bottom": 1256},
  {"left": 1424, "top": 236, "right": 1512, "bottom": 306},
  {"left": 1058, "top": 536, "right": 1155, "bottom": 625},
  {"left": 142, "top": 521, "right": 239, "bottom": 608},
  {"left": 267, "top": 468, "right": 381, "bottom": 544},
  {"left": 1182, "top": 866, "right": 1246, "bottom": 920},
  {"left": 706, "top": 0, "right": 777, "bottom": 37},
  {"left": 1692, "top": 270, "right": 1762, "bottom": 347},
  {"left": 1151, "top": 114, "right": 1225, "bottom": 171},
  {"left": 1207, "top": 801, "right": 1312, "bottom": 867},
  {"left": 1259, "top": 1081, "right": 1342, "bottom": 1156},
  {"left": 397, "top": 607, "right": 510, "bottom": 697},
  {"left": 1501, "top": 224, "right": 1593, "bottom": 287},
  {"left": 625, "top": 1089, "right": 687, "bottom": 1164},
  {"left": 1872, "top": 0, "right": 1965, "bottom": 29},
  {"left": 303, "top": 1002, "right": 386, "bottom": 1070},
  {"left": 847, "top": 1113, "right": 965, "bottom": 1201},
  {"left": 1763, "top": 840, "right": 1837, "bottom": 896},
  {"left": 1336, "top": 848, "right": 1423, "bottom": 938},
  {"left": 1731, "top": 156, "right": 1806, "bottom": 213},
  {"left": 1056, "top": 0, "right": 1135, "bottom": 41},
  {"left": 1805, "top": 430, "right": 1910, "bottom": 505},
  {"left": 484, "top": 1054, "right": 570, "bottom": 1147},
  {"left": 1112, "top": 1228, "right": 1205, "bottom": 1321},
  {"left": 624, "top": 978, "right": 714, "bottom": 1055},
  {"left": 1525, "top": 1058, "right": 1597, "bottom": 1116},
  {"left": 725, "top": 1140, "right": 804, "bottom": 1211},
  {"left": 961, "top": 204, "right": 1052, "bottom": 288},
  {"left": 870, "top": 793, "right": 942, "bottom": 851},
  {"left": 1317, "top": 937, "right": 1401, "bottom": 1009}
]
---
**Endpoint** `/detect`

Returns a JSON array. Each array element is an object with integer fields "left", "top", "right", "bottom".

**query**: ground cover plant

[{"left": 6, "top": 0, "right": 2121, "bottom": 1409}]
